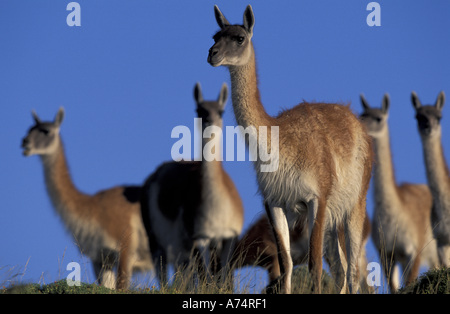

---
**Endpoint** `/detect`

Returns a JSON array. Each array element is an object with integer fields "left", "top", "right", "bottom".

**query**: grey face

[
  {"left": 194, "top": 83, "right": 228, "bottom": 128},
  {"left": 412, "top": 91, "right": 445, "bottom": 137},
  {"left": 359, "top": 94, "right": 390, "bottom": 136},
  {"left": 415, "top": 107, "right": 442, "bottom": 136},
  {"left": 208, "top": 25, "right": 252, "bottom": 67},
  {"left": 21, "top": 108, "right": 64, "bottom": 156},
  {"left": 207, "top": 5, "right": 255, "bottom": 67},
  {"left": 196, "top": 101, "right": 224, "bottom": 128}
]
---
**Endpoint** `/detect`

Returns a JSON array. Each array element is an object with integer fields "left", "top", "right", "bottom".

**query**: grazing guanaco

[{"left": 232, "top": 212, "right": 372, "bottom": 293}]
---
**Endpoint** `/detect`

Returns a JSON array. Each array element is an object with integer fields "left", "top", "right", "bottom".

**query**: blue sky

[{"left": 1, "top": 1, "right": 449, "bottom": 292}]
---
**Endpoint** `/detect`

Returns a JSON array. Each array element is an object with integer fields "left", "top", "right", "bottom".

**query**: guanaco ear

[
  {"left": 217, "top": 83, "right": 228, "bottom": 112},
  {"left": 194, "top": 82, "right": 203, "bottom": 105},
  {"left": 360, "top": 93, "right": 370, "bottom": 112},
  {"left": 54, "top": 107, "right": 65, "bottom": 127},
  {"left": 243, "top": 5, "right": 255, "bottom": 36},
  {"left": 214, "top": 5, "right": 230, "bottom": 29},
  {"left": 435, "top": 91, "right": 445, "bottom": 111},
  {"left": 411, "top": 91, "right": 422, "bottom": 111},
  {"left": 31, "top": 110, "right": 42, "bottom": 125},
  {"left": 382, "top": 93, "right": 390, "bottom": 114}
]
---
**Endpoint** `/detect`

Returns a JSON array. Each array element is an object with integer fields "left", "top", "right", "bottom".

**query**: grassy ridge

[
  {"left": 1, "top": 266, "right": 331, "bottom": 294},
  {"left": 398, "top": 267, "right": 450, "bottom": 294},
  {"left": 2, "top": 266, "right": 448, "bottom": 294}
]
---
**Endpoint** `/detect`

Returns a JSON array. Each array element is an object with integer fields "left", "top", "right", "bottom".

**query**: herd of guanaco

[{"left": 21, "top": 5, "right": 449, "bottom": 293}]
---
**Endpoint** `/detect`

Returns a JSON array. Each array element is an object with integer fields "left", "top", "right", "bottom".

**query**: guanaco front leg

[{"left": 265, "top": 202, "right": 292, "bottom": 294}]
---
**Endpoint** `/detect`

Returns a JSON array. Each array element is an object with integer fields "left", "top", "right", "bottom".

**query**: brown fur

[
  {"left": 21, "top": 109, "right": 152, "bottom": 290},
  {"left": 231, "top": 214, "right": 306, "bottom": 283},
  {"left": 232, "top": 212, "right": 372, "bottom": 292},
  {"left": 360, "top": 94, "right": 438, "bottom": 291},
  {"left": 209, "top": 5, "right": 373, "bottom": 293}
]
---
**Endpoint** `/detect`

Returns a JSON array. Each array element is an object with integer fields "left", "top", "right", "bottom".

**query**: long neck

[
  {"left": 371, "top": 127, "right": 400, "bottom": 205},
  {"left": 40, "top": 139, "right": 88, "bottom": 219},
  {"left": 228, "top": 44, "right": 272, "bottom": 129},
  {"left": 201, "top": 127, "right": 225, "bottom": 197},
  {"left": 421, "top": 131, "right": 450, "bottom": 196}
]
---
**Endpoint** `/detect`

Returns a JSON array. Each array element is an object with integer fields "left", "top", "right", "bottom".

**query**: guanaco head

[
  {"left": 208, "top": 5, "right": 255, "bottom": 67},
  {"left": 411, "top": 91, "right": 445, "bottom": 138},
  {"left": 22, "top": 107, "right": 64, "bottom": 156},
  {"left": 359, "top": 93, "right": 390, "bottom": 137},
  {"left": 194, "top": 82, "right": 228, "bottom": 129}
]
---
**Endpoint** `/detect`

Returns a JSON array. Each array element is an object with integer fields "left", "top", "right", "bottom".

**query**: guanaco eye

[
  {"left": 40, "top": 128, "right": 50, "bottom": 135},
  {"left": 237, "top": 36, "right": 245, "bottom": 44}
]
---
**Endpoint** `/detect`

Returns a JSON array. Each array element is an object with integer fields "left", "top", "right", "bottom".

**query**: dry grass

[
  {"left": 2, "top": 241, "right": 448, "bottom": 294},
  {"left": 398, "top": 267, "right": 450, "bottom": 294}
]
